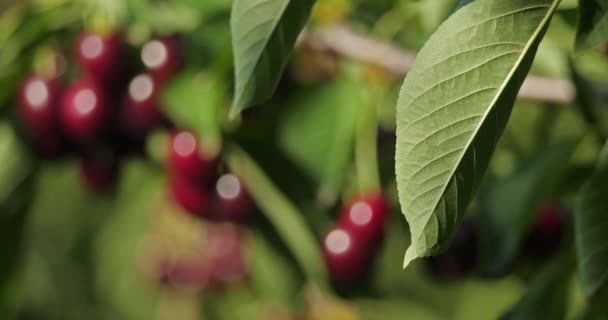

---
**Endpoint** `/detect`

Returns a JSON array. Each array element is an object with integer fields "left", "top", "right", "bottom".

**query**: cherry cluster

[
  {"left": 321, "top": 195, "right": 388, "bottom": 287},
  {"left": 167, "top": 130, "right": 255, "bottom": 223},
  {"left": 17, "top": 31, "right": 180, "bottom": 192}
]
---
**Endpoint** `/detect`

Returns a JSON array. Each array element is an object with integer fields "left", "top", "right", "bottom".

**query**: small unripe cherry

[
  {"left": 75, "top": 31, "right": 125, "bottom": 86},
  {"left": 59, "top": 80, "right": 109, "bottom": 143},
  {"left": 17, "top": 76, "right": 64, "bottom": 156},
  {"left": 338, "top": 195, "right": 388, "bottom": 243},
  {"left": 141, "top": 37, "right": 181, "bottom": 83},
  {"left": 121, "top": 73, "right": 165, "bottom": 137},
  {"left": 213, "top": 174, "right": 255, "bottom": 223},
  {"left": 322, "top": 226, "right": 373, "bottom": 286},
  {"left": 168, "top": 130, "right": 215, "bottom": 182},
  {"left": 169, "top": 174, "right": 213, "bottom": 218}
]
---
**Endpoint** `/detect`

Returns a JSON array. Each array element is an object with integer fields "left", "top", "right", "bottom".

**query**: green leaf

[
  {"left": 500, "top": 255, "right": 573, "bottom": 320},
  {"left": 454, "top": 0, "right": 475, "bottom": 12},
  {"left": 278, "top": 77, "right": 360, "bottom": 194},
  {"left": 225, "top": 146, "right": 327, "bottom": 285},
  {"left": 576, "top": 0, "right": 608, "bottom": 51},
  {"left": 569, "top": 60, "right": 608, "bottom": 139},
  {"left": 230, "top": 0, "right": 315, "bottom": 116},
  {"left": 395, "top": 0, "right": 561, "bottom": 268},
  {"left": 479, "top": 139, "right": 579, "bottom": 275},
  {"left": 575, "top": 142, "right": 608, "bottom": 299},
  {"left": 162, "top": 70, "right": 224, "bottom": 151}
]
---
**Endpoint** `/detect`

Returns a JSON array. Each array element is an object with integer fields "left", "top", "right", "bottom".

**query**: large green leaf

[
  {"left": 395, "top": 0, "right": 561, "bottom": 267},
  {"left": 479, "top": 139, "right": 578, "bottom": 275},
  {"left": 230, "top": 0, "right": 315, "bottom": 116},
  {"left": 576, "top": 0, "right": 608, "bottom": 51},
  {"left": 225, "top": 146, "right": 327, "bottom": 285},
  {"left": 575, "top": 142, "right": 608, "bottom": 299},
  {"left": 500, "top": 254, "right": 573, "bottom": 320}
]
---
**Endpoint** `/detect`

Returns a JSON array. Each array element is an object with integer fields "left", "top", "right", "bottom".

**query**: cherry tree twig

[{"left": 299, "top": 25, "right": 575, "bottom": 105}]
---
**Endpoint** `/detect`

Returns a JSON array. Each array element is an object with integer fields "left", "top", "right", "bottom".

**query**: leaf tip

[
  {"left": 402, "top": 246, "right": 419, "bottom": 269},
  {"left": 228, "top": 101, "right": 244, "bottom": 120}
]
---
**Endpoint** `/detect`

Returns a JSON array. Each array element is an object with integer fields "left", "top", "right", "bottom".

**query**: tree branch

[{"left": 299, "top": 25, "right": 575, "bottom": 105}]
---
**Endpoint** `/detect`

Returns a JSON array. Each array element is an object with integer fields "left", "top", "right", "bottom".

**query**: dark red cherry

[
  {"left": 168, "top": 130, "right": 215, "bottom": 182},
  {"left": 522, "top": 202, "right": 566, "bottom": 258},
  {"left": 141, "top": 37, "right": 181, "bottom": 84},
  {"left": 169, "top": 174, "right": 213, "bottom": 218},
  {"left": 75, "top": 31, "right": 125, "bottom": 86},
  {"left": 17, "top": 76, "right": 64, "bottom": 156},
  {"left": 59, "top": 80, "right": 109, "bottom": 143},
  {"left": 322, "top": 226, "right": 373, "bottom": 286},
  {"left": 338, "top": 195, "right": 388, "bottom": 243},
  {"left": 425, "top": 219, "right": 478, "bottom": 280},
  {"left": 79, "top": 151, "right": 119, "bottom": 193},
  {"left": 212, "top": 174, "right": 255, "bottom": 223},
  {"left": 121, "top": 73, "right": 165, "bottom": 137}
]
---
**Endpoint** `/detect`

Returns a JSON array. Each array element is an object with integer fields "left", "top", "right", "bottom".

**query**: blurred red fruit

[
  {"left": 169, "top": 174, "right": 213, "bottom": 218},
  {"left": 322, "top": 226, "right": 372, "bottom": 286},
  {"left": 338, "top": 195, "right": 388, "bottom": 244},
  {"left": 141, "top": 37, "right": 181, "bottom": 84},
  {"left": 168, "top": 130, "right": 215, "bottom": 182},
  {"left": 425, "top": 219, "right": 478, "bottom": 280},
  {"left": 122, "top": 73, "right": 165, "bottom": 137},
  {"left": 206, "top": 223, "right": 248, "bottom": 285},
  {"left": 522, "top": 202, "right": 566, "bottom": 258},
  {"left": 17, "top": 76, "right": 64, "bottom": 156},
  {"left": 213, "top": 174, "right": 255, "bottom": 223},
  {"left": 75, "top": 31, "right": 125, "bottom": 86},
  {"left": 59, "top": 80, "right": 109, "bottom": 144},
  {"left": 79, "top": 151, "right": 119, "bottom": 193}
]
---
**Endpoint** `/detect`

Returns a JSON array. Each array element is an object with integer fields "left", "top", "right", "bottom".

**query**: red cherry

[
  {"left": 75, "top": 31, "right": 125, "bottom": 86},
  {"left": 425, "top": 219, "right": 478, "bottom": 280},
  {"left": 17, "top": 76, "right": 64, "bottom": 156},
  {"left": 59, "top": 80, "right": 109, "bottom": 143},
  {"left": 212, "top": 174, "right": 255, "bottom": 223},
  {"left": 79, "top": 151, "right": 119, "bottom": 193},
  {"left": 141, "top": 37, "right": 181, "bottom": 83},
  {"left": 169, "top": 173, "right": 213, "bottom": 218},
  {"left": 121, "top": 73, "right": 165, "bottom": 137},
  {"left": 168, "top": 130, "right": 215, "bottom": 182},
  {"left": 338, "top": 195, "right": 388, "bottom": 243},
  {"left": 322, "top": 226, "right": 373, "bottom": 286},
  {"left": 522, "top": 202, "right": 566, "bottom": 258}
]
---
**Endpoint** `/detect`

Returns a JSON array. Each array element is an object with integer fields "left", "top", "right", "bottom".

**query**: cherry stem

[{"left": 355, "top": 88, "right": 380, "bottom": 195}]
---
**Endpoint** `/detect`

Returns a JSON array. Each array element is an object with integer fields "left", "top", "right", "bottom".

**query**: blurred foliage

[{"left": 0, "top": 0, "right": 608, "bottom": 319}]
